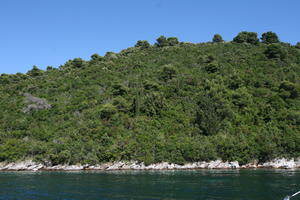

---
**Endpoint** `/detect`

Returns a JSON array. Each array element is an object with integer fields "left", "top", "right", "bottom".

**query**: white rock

[
  {"left": 262, "top": 158, "right": 295, "bottom": 169},
  {"left": 229, "top": 161, "right": 240, "bottom": 169},
  {"left": 63, "top": 165, "right": 84, "bottom": 171},
  {"left": 207, "top": 160, "right": 222, "bottom": 169}
]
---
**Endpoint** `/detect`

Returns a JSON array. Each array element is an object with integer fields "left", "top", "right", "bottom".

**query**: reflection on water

[{"left": 0, "top": 169, "right": 299, "bottom": 200}]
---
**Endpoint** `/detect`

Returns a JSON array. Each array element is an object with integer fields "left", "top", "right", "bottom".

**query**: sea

[{"left": 0, "top": 169, "right": 299, "bottom": 200}]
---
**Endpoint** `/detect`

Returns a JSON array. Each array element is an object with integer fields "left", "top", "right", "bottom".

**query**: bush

[
  {"left": 161, "top": 65, "right": 177, "bottom": 81},
  {"left": 27, "top": 65, "right": 42, "bottom": 76},
  {"left": 261, "top": 32, "right": 280, "bottom": 44},
  {"left": 155, "top": 36, "right": 179, "bottom": 47},
  {"left": 135, "top": 40, "right": 150, "bottom": 49},
  {"left": 112, "top": 83, "right": 128, "bottom": 96},
  {"left": 143, "top": 80, "right": 160, "bottom": 91},
  {"left": 113, "top": 97, "right": 130, "bottom": 112},
  {"left": 99, "top": 104, "right": 117, "bottom": 120},
  {"left": 105, "top": 52, "right": 118, "bottom": 59},
  {"left": 204, "top": 62, "right": 219, "bottom": 73},
  {"left": 264, "top": 44, "right": 287, "bottom": 60},
  {"left": 233, "top": 31, "right": 259, "bottom": 45},
  {"left": 167, "top": 37, "right": 179, "bottom": 46},
  {"left": 91, "top": 53, "right": 103, "bottom": 62},
  {"left": 156, "top": 35, "right": 169, "bottom": 47},
  {"left": 212, "top": 34, "right": 224, "bottom": 43},
  {"left": 46, "top": 66, "right": 54, "bottom": 71},
  {"left": 286, "top": 111, "right": 300, "bottom": 125},
  {"left": 141, "top": 92, "right": 166, "bottom": 116},
  {"left": 71, "top": 58, "right": 85, "bottom": 68},
  {"left": 279, "top": 81, "right": 299, "bottom": 99},
  {"left": 195, "top": 95, "right": 231, "bottom": 136},
  {"left": 0, "top": 139, "right": 28, "bottom": 162}
]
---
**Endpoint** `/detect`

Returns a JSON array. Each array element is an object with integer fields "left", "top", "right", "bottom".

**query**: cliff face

[{"left": 0, "top": 38, "right": 300, "bottom": 166}]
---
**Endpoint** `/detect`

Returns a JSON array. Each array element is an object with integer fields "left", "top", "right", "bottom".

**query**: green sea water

[{"left": 0, "top": 169, "right": 299, "bottom": 200}]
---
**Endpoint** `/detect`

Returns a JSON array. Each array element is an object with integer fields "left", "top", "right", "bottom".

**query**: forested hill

[{"left": 0, "top": 32, "right": 300, "bottom": 166}]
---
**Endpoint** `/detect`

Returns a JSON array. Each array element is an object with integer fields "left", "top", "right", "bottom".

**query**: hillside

[{"left": 0, "top": 32, "right": 300, "bottom": 166}]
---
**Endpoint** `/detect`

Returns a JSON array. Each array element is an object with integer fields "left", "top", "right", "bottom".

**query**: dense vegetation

[{"left": 0, "top": 32, "right": 299, "bottom": 165}]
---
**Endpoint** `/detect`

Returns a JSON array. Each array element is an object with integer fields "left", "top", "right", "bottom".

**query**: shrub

[
  {"left": 286, "top": 111, "right": 300, "bottom": 125},
  {"left": 112, "top": 83, "right": 128, "bottom": 96},
  {"left": 195, "top": 95, "right": 231, "bottom": 136},
  {"left": 233, "top": 31, "right": 259, "bottom": 45},
  {"left": 155, "top": 35, "right": 169, "bottom": 47},
  {"left": 141, "top": 92, "right": 166, "bottom": 116},
  {"left": 261, "top": 32, "right": 280, "bottom": 44},
  {"left": 204, "top": 62, "right": 219, "bottom": 73},
  {"left": 155, "top": 36, "right": 179, "bottom": 47},
  {"left": 27, "top": 65, "right": 42, "bottom": 76},
  {"left": 99, "top": 104, "right": 117, "bottom": 120},
  {"left": 71, "top": 58, "right": 85, "bottom": 68},
  {"left": 167, "top": 37, "right": 179, "bottom": 46},
  {"left": 264, "top": 44, "right": 287, "bottom": 60},
  {"left": 135, "top": 40, "right": 150, "bottom": 49},
  {"left": 105, "top": 52, "right": 118, "bottom": 59},
  {"left": 91, "top": 53, "right": 103, "bottom": 62},
  {"left": 143, "top": 80, "right": 160, "bottom": 91},
  {"left": 46, "top": 66, "right": 54, "bottom": 71},
  {"left": 279, "top": 81, "right": 299, "bottom": 99},
  {"left": 212, "top": 34, "right": 224, "bottom": 43},
  {"left": 113, "top": 96, "right": 130, "bottom": 112},
  {"left": 161, "top": 65, "right": 177, "bottom": 81}
]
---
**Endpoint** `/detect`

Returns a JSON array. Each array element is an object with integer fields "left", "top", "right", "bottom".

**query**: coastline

[{"left": 1, "top": 158, "right": 300, "bottom": 171}]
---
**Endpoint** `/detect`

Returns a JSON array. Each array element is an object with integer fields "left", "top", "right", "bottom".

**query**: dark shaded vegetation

[
  {"left": 0, "top": 32, "right": 299, "bottom": 165},
  {"left": 261, "top": 31, "right": 280, "bottom": 44},
  {"left": 212, "top": 34, "right": 224, "bottom": 43},
  {"left": 233, "top": 31, "right": 260, "bottom": 45}
]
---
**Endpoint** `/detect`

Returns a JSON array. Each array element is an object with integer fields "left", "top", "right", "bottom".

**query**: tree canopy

[
  {"left": 261, "top": 31, "right": 280, "bottom": 44},
  {"left": 212, "top": 34, "right": 224, "bottom": 43},
  {"left": 233, "top": 31, "right": 259, "bottom": 45}
]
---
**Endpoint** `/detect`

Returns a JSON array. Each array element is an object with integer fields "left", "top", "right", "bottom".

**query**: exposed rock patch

[
  {"left": 0, "top": 158, "right": 300, "bottom": 171},
  {"left": 23, "top": 93, "right": 51, "bottom": 113},
  {"left": 1, "top": 158, "right": 300, "bottom": 171}
]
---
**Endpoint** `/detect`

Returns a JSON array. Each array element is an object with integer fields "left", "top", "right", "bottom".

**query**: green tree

[
  {"left": 112, "top": 83, "right": 128, "bottom": 96},
  {"left": 264, "top": 44, "right": 287, "bottom": 60},
  {"left": 27, "top": 65, "right": 42, "bottom": 76},
  {"left": 279, "top": 81, "right": 299, "bottom": 99},
  {"left": 195, "top": 95, "right": 230, "bottom": 136},
  {"left": 46, "top": 66, "right": 54, "bottom": 71},
  {"left": 90, "top": 53, "right": 103, "bottom": 62},
  {"left": 161, "top": 65, "right": 177, "bottom": 81},
  {"left": 212, "top": 34, "right": 224, "bottom": 43},
  {"left": 233, "top": 31, "right": 259, "bottom": 45},
  {"left": 73, "top": 58, "right": 85, "bottom": 68},
  {"left": 167, "top": 37, "right": 179, "bottom": 46},
  {"left": 295, "top": 42, "right": 300, "bottom": 49},
  {"left": 155, "top": 36, "right": 169, "bottom": 47},
  {"left": 105, "top": 52, "right": 118, "bottom": 59},
  {"left": 135, "top": 40, "right": 151, "bottom": 49},
  {"left": 261, "top": 32, "right": 280, "bottom": 44},
  {"left": 99, "top": 104, "right": 117, "bottom": 120}
]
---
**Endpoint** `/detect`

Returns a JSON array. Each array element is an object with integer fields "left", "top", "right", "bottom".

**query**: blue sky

[{"left": 1, "top": 0, "right": 300, "bottom": 74}]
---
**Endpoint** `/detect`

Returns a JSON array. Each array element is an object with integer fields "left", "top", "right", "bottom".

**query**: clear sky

[{"left": 1, "top": 0, "right": 300, "bottom": 74}]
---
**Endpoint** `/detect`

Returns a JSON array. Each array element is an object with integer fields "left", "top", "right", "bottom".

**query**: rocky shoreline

[{"left": 0, "top": 158, "right": 300, "bottom": 171}]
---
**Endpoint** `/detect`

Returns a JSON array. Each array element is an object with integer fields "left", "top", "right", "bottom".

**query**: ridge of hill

[{"left": 0, "top": 32, "right": 300, "bottom": 166}]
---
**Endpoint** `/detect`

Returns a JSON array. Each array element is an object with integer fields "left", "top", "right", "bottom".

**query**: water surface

[{"left": 0, "top": 169, "right": 299, "bottom": 200}]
